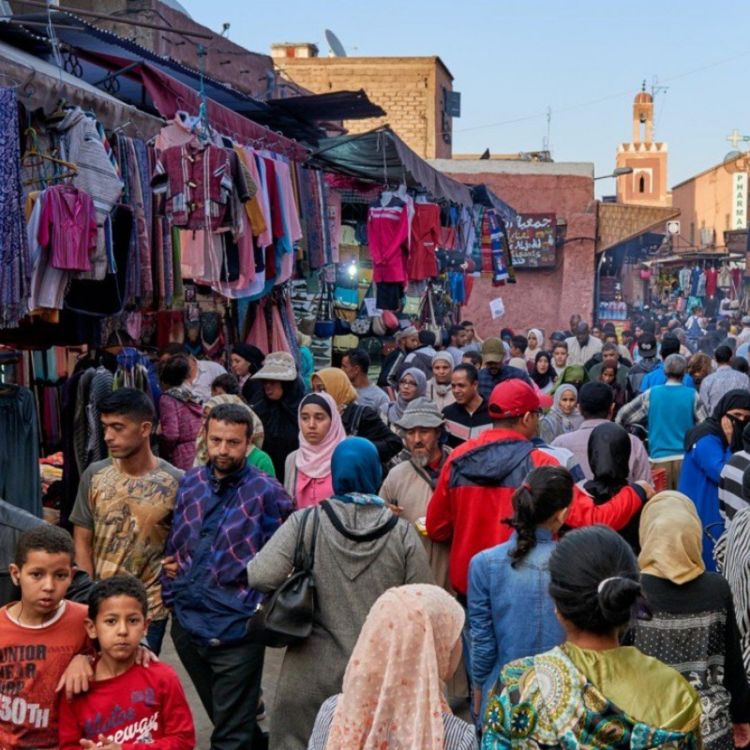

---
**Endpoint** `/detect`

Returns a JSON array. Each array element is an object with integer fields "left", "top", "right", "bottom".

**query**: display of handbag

[
  {"left": 402, "top": 294, "right": 422, "bottom": 317},
  {"left": 334, "top": 301, "right": 359, "bottom": 323},
  {"left": 313, "top": 282, "right": 335, "bottom": 339},
  {"left": 246, "top": 507, "right": 320, "bottom": 648},
  {"left": 333, "top": 333, "right": 359, "bottom": 353},
  {"left": 350, "top": 282, "right": 374, "bottom": 336},
  {"left": 421, "top": 287, "right": 444, "bottom": 339}
]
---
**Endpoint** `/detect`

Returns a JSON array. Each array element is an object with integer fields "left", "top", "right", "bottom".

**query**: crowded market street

[{"left": 1, "top": 2, "right": 750, "bottom": 749}]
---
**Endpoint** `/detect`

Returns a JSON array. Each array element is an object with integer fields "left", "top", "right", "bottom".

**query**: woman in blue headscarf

[{"left": 247, "top": 437, "right": 432, "bottom": 750}]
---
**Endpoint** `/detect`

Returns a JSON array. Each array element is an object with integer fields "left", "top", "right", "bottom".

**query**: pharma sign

[
  {"left": 507, "top": 213, "right": 557, "bottom": 268},
  {"left": 732, "top": 172, "right": 748, "bottom": 230}
]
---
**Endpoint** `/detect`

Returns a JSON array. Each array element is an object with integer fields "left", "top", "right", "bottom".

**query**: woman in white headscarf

[
  {"left": 539, "top": 384, "right": 583, "bottom": 444},
  {"left": 426, "top": 352, "right": 456, "bottom": 412},
  {"left": 525, "top": 328, "right": 544, "bottom": 363}
]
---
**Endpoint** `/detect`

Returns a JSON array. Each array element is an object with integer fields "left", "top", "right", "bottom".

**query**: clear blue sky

[{"left": 183, "top": 0, "right": 749, "bottom": 192}]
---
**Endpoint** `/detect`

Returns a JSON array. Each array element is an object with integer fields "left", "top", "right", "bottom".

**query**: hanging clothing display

[
  {"left": 0, "top": 87, "right": 31, "bottom": 328},
  {"left": 0, "top": 384, "right": 42, "bottom": 517},
  {"left": 408, "top": 202, "right": 440, "bottom": 281},
  {"left": 367, "top": 197, "right": 410, "bottom": 284}
]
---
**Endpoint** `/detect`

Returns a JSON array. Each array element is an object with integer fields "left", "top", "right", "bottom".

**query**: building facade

[
  {"left": 430, "top": 159, "right": 597, "bottom": 338},
  {"left": 272, "top": 45, "right": 455, "bottom": 159},
  {"left": 671, "top": 152, "right": 749, "bottom": 249}
]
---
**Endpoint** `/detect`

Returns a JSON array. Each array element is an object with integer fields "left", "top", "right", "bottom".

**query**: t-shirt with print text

[
  {"left": 0, "top": 600, "right": 89, "bottom": 750},
  {"left": 70, "top": 459, "right": 183, "bottom": 621}
]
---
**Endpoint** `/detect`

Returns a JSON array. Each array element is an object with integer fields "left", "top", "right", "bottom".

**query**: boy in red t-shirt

[
  {"left": 0, "top": 526, "right": 91, "bottom": 750},
  {"left": 58, "top": 576, "right": 195, "bottom": 750}
]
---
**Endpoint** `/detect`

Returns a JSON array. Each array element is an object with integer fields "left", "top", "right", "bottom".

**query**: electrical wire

[{"left": 453, "top": 48, "right": 750, "bottom": 136}]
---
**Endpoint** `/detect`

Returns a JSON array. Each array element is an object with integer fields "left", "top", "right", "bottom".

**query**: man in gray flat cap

[{"left": 379, "top": 397, "right": 452, "bottom": 592}]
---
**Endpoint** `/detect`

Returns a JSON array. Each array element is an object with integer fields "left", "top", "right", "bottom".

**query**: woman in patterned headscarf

[{"left": 308, "top": 584, "right": 474, "bottom": 750}]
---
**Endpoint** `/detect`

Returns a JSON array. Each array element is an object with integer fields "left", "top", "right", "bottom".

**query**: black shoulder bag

[{"left": 246, "top": 507, "right": 320, "bottom": 648}]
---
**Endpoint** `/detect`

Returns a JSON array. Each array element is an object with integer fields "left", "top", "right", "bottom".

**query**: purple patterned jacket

[{"left": 162, "top": 464, "right": 293, "bottom": 645}]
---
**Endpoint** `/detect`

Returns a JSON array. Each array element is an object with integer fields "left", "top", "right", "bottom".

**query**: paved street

[{"left": 160, "top": 632, "right": 284, "bottom": 747}]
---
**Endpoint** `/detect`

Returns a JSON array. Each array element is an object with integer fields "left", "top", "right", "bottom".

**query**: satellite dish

[{"left": 325, "top": 29, "right": 347, "bottom": 57}]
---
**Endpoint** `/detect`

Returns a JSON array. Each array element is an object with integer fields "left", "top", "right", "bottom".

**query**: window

[
  {"left": 638, "top": 175, "right": 645, "bottom": 193},
  {"left": 690, "top": 223, "right": 695, "bottom": 245}
]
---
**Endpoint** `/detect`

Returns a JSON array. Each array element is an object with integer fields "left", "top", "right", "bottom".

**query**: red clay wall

[{"left": 450, "top": 172, "right": 596, "bottom": 341}]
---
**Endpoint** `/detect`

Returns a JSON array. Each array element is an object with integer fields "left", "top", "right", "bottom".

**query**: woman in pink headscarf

[
  {"left": 283, "top": 392, "right": 346, "bottom": 508},
  {"left": 308, "top": 584, "right": 475, "bottom": 750}
]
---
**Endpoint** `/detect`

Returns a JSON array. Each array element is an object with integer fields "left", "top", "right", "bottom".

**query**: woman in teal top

[
  {"left": 481, "top": 526, "right": 701, "bottom": 749},
  {"left": 194, "top": 394, "right": 276, "bottom": 477}
]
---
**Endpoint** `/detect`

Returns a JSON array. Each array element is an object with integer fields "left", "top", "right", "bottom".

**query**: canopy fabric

[
  {"left": 0, "top": 40, "right": 163, "bottom": 136},
  {"left": 470, "top": 184, "right": 519, "bottom": 224},
  {"left": 311, "top": 127, "right": 473, "bottom": 206},
  {"left": 65, "top": 49, "right": 309, "bottom": 159},
  {"left": 266, "top": 90, "right": 386, "bottom": 121},
  {"left": 136, "top": 61, "right": 309, "bottom": 159}
]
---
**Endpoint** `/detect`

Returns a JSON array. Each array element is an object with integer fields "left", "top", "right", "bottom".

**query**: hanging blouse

[{"left": 37, "top": 185, "right": 97, "bottom": 272}]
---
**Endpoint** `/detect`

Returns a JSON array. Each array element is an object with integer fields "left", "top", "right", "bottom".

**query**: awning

[
  {"left": 597, "top": 202, "right": 680, "bottom": 253},
  {"left": 310, "top": 126, "right": 473, "bottom": 206},
  {"left": 470, "top": 184, "right": 518, "bottom": 224},
  {"left": 266, "top": 90, "right": 386, "bottom": 121},
  {"left": 0, "top": 40, "right": 163, "bottom": 136},
  {"left": 0, "top": 11, "right": 308, "bottom": 158},
  {"left": 251, "top": 90, "right": 386, "bottom": 143}
]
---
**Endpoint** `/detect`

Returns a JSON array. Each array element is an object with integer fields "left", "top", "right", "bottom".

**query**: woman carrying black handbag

[{"left": 246, "top": 437, "right": 433, "bottom": 750}]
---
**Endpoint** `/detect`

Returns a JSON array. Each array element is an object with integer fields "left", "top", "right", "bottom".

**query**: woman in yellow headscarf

[
  {"left": 311, "top": 368, "right": 402, "bottom": 465},
  {"left": 634, "top": 491, "right": 750, "bottom": 750}
]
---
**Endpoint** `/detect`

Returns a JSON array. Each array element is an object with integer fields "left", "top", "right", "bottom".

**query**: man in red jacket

[{"left": 426, "top": 378, "right": 645, "bottom": 597}]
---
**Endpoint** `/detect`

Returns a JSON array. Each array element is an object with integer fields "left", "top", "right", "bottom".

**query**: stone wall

[{"left": 276, "top": 56, "right": 452, "bottom": 159}]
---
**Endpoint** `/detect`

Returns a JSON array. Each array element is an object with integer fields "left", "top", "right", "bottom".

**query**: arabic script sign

[{"left": 507, "top": 213, "right": 557, "bottom": 268}]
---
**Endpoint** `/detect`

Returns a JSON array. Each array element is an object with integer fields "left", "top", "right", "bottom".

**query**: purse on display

[
  {"left": 313, "top": 283, "right": 335, "bottom": 339},
  {"left": 246, "top": 507, "right": 320, "bottom": 648}
]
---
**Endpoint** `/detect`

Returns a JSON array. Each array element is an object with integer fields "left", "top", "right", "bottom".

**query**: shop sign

[
  {"left": 732, "top": 172, "right": 748, "bottom": 230},
  {"left": 507, "top": 213, "right": 557, "bottom": 268}
]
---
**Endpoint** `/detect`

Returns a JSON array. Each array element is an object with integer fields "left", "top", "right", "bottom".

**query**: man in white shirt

[
  {"left": 565, "top": 322, "right": 602, "bottom": 366},
  {"left": 160, "top": 344, "right": 227, "bottom": 403}
]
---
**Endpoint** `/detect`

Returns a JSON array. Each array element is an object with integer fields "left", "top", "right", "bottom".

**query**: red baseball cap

[{"left": 489, "top": 379, "right": 553, "bottom": 418}]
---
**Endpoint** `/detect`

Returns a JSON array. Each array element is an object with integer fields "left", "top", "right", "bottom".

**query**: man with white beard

[{"left": 379, "top": 397, "right": 453, "bottom": 592}]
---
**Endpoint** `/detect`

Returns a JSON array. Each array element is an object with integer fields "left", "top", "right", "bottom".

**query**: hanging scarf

[
  {"left": 386, "top": 368, "right": 427, "bottom": 424},
  {"left": 295, "top": 392, "right": 346, "bottom": 479},
  {"left": 326, "top": 584, "right": 465, "bottom": 750},
  {"left": 639, "top": 491, "right": 705, "bottom": 584},
  {"left": 684, "top": 389, "right": 750, "bottom": 452}
]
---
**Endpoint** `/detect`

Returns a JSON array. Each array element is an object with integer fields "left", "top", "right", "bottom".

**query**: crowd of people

[{"left": 8, "top": 309, "right": 750, "bottom": 749}]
